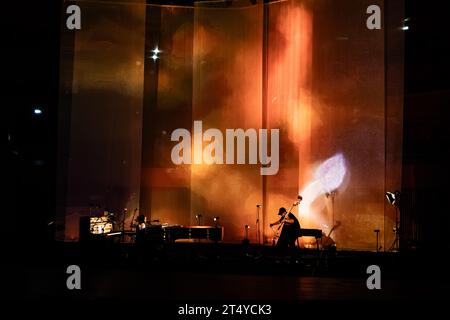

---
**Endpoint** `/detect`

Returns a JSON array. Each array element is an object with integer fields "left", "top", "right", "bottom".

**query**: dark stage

[
  {"left": 4, "top": 0, "right": 450, "bottom": 312},
  {"left": 5, "top": 241, "right": 448, "bottom": 301}
]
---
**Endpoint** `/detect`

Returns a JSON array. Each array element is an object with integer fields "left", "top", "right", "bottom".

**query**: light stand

[
  {"left": 386, "top": 191, "right": 401, "bottom": 252},
  {"left": 389, "top": 205, "right": 400, "bottom": 251}
]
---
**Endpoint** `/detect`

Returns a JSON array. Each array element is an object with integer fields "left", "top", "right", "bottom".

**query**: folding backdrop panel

[
  {"left": 264, "top": 0, "right": 395, "bottom": 250},
  {"left": 58, "top": 0, "right": 403, "bottom": 249},
  {"left": 295, "top": 0, "right": 386, "bottom": 250},
  {"left": 191, "top": 1, "right": 264, "bottom": 242},
  {"left": 264, "top": 0, "right": 313, "bottom": 245},
  {"left": 384, "top": 0, "right": 404, "bottom": 252},
  {"left": 139, "top": 5, "right": 194, "bottom": 227},
  {"left": 58, "top": 0, "right": 146, "bottom": 240},
  {"left": 308, "top": 0, "right": 386, "bottom": 250}
]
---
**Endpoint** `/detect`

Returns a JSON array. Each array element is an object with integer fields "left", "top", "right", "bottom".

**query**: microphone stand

[
  {"left": 326, "top": 190, "right": 337, "bottom": 228},
  {"left": 121, "top": 208, "right": 127, "bottom": 242},
  {"left": 130, "top": 208, "right": 138, "bottom": 230},
  {"left": 256, "top": 205, "right": 262, "bottom": 245},
  {"left": 196, "top": 214, "right": 203, "bottom": 226}
]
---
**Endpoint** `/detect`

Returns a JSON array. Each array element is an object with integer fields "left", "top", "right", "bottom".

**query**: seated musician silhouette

[{"left": 270, "top": 203, "right": 301, "bottom": 254}]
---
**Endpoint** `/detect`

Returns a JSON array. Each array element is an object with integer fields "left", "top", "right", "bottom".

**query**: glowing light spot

[
  {"left": 314, "top": 153, "right": 346, "bottom": 193},
  {"left": 34, "top": 108, "right": 42, "bottom": 115},
  {"left": 152, "top": 46, "right": 161, "bottom": 55},
  {"left": 149, "top": 46, "right": 161, "bottom": 61},
  {"left": 298, "top": 153, "right": 347, "bottom": 220}
]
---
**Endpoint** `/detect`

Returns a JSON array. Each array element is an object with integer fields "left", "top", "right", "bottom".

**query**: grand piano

[
  {"left": 297, "top": 228, "right": 322, "bottom": 249},
  {"left": 164, "top": 225, "right": 224, "bottom": 243},
  {"left": 136, "top": 225, "right": 224, "bottom": 244}
]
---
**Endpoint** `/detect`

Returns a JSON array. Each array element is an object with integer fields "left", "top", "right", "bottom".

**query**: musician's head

[
  {"left": 278, "top": 207, "right": 287, "bottom": 215},
  {"left": 137, "top": 215, "right": 146, "bottom": 223}
]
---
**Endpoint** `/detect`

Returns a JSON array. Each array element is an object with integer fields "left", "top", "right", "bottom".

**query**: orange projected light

[{"left": 58, "top": 1, "right": 403, "bottom": 249}]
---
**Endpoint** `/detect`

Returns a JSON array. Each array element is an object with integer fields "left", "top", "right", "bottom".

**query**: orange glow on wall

[{"left": 59, "top": 0, "right": 403, "bottom": 250}]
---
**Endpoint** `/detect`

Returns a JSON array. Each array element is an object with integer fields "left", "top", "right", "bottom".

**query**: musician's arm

[
  {"left": 284, "top": 218, "right": 295, "bottom": 225},
  {"left": 283, "top": 212, "right": 296, "bottom": 225},
  {"left": 270, "top": 220, "right": 282, "bottom": 227}
]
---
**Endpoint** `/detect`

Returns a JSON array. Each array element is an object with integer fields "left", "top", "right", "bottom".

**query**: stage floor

[{"left": 4, "top": 241, "right": 449, "bottom": 301}]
